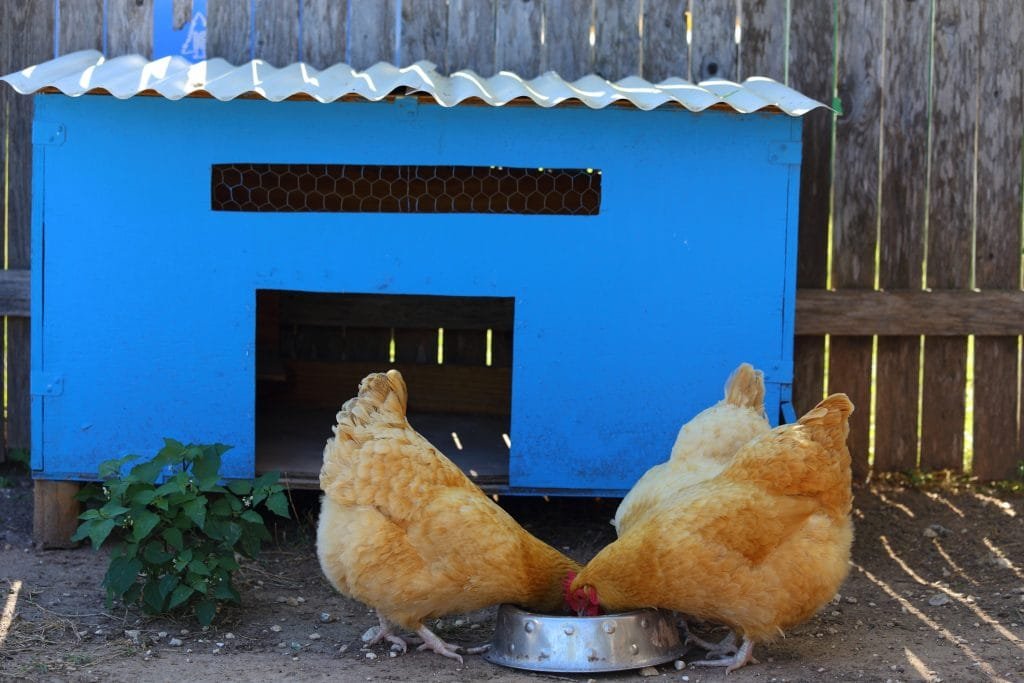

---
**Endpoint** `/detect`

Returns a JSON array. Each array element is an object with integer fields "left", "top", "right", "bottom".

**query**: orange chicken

[
  {"left": 317, "top": 370, "right": 580, "bottom": 662},
  {"left": 613, "top": 363, "right": 770, "bottom": 535},
  {"left": 567, "top": 394, "right": 854, "bottom": 672}
]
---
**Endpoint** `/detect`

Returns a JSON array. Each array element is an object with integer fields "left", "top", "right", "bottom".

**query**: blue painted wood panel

[{"left": 32, "top": 94, "right": 801, "bottom": 492}]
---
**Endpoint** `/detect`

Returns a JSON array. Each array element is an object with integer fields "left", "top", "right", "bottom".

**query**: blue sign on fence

[{"left": 153, "top": 0, "right": 208, "bottom": 62}]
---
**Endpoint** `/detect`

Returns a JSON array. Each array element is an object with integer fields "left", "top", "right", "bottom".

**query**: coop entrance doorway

[{"left": 255, "top": 290, "right": 514, "bottom": 489}]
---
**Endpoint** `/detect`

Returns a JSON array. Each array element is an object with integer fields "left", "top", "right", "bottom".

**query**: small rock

[
  {"left": 470, "top": 623, "right": 481, "bottom": 629},
  {"left": 453, "top": 619, "right": 466, "bottom": 627},
  {"left": 638, "top": 666, "right": 659, "bottom": 677},
  {"left": 389, "top": 651, "right": 397, "bottom": 658},
  {"left": 674, "top": 659, "right": 686, "bottom": 670},
  {"left": 928, "top": 594, "right": 950, "bottom": 607},
  {"left": 818, "top": 667, "right": 827, "bottom": 673},
  {"left": 868, "top": 602, "right": 877, "bottom": 608},
  {"left": 270, "top": 625, "right": 283, "bottom": 633},
  {"left": 124, "top": 629, "right": 141, "bottom": 644},
  {"left": 319, "top": 612, "right": 334, "bottom": 623},
  {"left": 216, "top": 642, "right": 225, "bottom": 648},
  {"left": 365, "top": 652, "right": 377, "bottom": 660},
  {"left": 309, "top": 633, "right": 321, "bottom": 640},
  {"left": 276, "top": 596, "right": 287, "bottom": 603},
  {"left": 390, "top": 643, "right": 403, "bottom": 652},
  {"left": 278, "top": 642, "right": 286, "bottom": 648},
  {"left": 297, "top": 597, "right": 306, "bottom": 603},
  {"left": 287, "top": 597, "right": 299, "bottom": 607},
  {"left": 290, "top": 641, "right": 302, "bottom": 651},
  {"left": 168, "top": 638, "right": 183, "bottom": 647},
  {"left": 923, "top": 527, "right": 939, "bottom": 538},
  {"left": 180, "top": 629, "right": 189, "bottom": 635},
  {"left": 225, "top": 633, "right": 235, "bottom": 639},
  {"left": 845, "top": 596, "right": 858, "bottom": 604},
  {"left": 158, "top": 631, "right": 168, "bottom": 639},
  {"left": 339, "top": 644, "right": 349, "bottom": 653},
  {"left": 94, "top": 629, "right": 104, "bottom": 636}
]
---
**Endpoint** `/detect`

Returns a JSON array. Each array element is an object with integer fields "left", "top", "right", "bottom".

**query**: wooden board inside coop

[{"left": 255, "top": 291, "right": 514, "bottom": 488}]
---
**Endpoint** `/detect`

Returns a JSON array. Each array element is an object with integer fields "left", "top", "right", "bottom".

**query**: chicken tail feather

[
  {"left": 797, "top": 393, "right": 854, "bottom": 451},
  {"left": 724, "top": 363, "right": 765, "bottom": 410}
]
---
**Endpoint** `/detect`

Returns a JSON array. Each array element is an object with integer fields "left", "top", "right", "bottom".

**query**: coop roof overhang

[{"left": 1, "top": 50, "right": 828, "bottom": 115}]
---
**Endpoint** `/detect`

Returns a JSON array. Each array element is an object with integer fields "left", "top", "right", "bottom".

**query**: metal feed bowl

[{"left": 484, "top": 604, "right": 686, "bottom": 673}]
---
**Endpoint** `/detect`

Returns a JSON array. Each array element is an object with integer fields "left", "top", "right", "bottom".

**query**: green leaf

[
  {"left": 173, "top": 548, "right": 194, "bottom": 572},
  {"left": 99, "top": 502, "right": 130, "bottom": 518},
  {"left": 154, "top": 478, "right": 185, "bottom": 497},
  {"left": 130, "top": 489, "right": 158, "bottom": 506},
  {"left": 157, "top": 438, "right": 186, "bottom": 461},
  {"left": 123, "top": 581, "right": 143, "bottom": 606},
  {"left": 195, "top": 599, "right": 217, "bottom": 626},
  {"left": 131, "top": 510, "right": 161, "bottom": 542},
  {"left": 71, "top": 522, "right": 92, "bottom": 543},
  {"left": 129, "top": 458, "right": 166, "bottom": 485},
  {"left": 240, "top": 510, "right": 263, "bottom": 525},
  {"left": 217, "top": 553, "right": 240, "bottom": 571},
  {"left": 167, "top": 584, "right": 194, "bottom": 610},
  {"left": 158, "top": 573, "right": 179, "bottom": 598},
  {"left": 78, "top": 509, "right": 101, "bottom": 521},
  {"left": 142, "top": 579, "right": 166, "bottom": 613},
  {"left": 87, "top": 519, "right": 117, "bottom": 550},
  {"left": 209, "top": 497, "right": 232, "bottom": 519},
  {"left": 213, "top": 578, "right": 240, "bottom": 603},
  {"left": 104, "top": 556, "right": 142, "bottom": 596},
  {"left": 227, "top": 479, "right": 252, "bottom": 496},
  {"left": 188, "top": 559, "right": 211, "bottom": 576},
  {"left": 162, "top": 527, "right": 184, "bottom": 551},
  {"left": 76, "top": 483, "right": 104, "bottom": 503},
  {"left": 143, "top": 542, "right": 173, "bottom": 566},
  {"left": 182, "top": 497, "right": 207, "bottom": 529},
  {"left": 98, "top": 455, "right": 137, "bottom": 479},
  {"left": 192, "top": 448, "right": 223, "bottom": 490},
  {"left": 264, "top": 492, "right": 290, "bottom": 519}
]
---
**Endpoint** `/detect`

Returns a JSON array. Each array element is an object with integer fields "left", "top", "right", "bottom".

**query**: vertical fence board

[
  {"left": 107, "top": 0, "right": 156, "bottom": 57},
  {"left": 738, "top": 0, "right": 785, "bottom": 81},
  {"left": 920, "top": 1, "right": 978, "bottom": 472},
  {"left": 788, "top": 2, "right": 832, "bottom": 419},
  {"left": 874, "top": 0, "right": 930, "bottom": 473},
  {"left": 690, "top": 0, "right": 736, "bottom": 81},
  {"left": 445, "top": 330, "right": 487, "bottom": 366},
  {"left": 253, "top": 0, "right": 298, "bottom": 66},
  {"left": 348, "top": 0, "right": 396, "bottom": 68},
  {"left": 59, "top": 0, "right": 104, "bottom": 53},
  {"left": 830, "top": 0, "right": 882, "bottom": 479},
  {"left": 640, "top": 0, "right": 687, "bottom": 82},
  {"left": 394, "top": 328, "right": 438, "bottom": 365},
  {"left": 496, "top": 0, "right": 543, "bottom": 77},
  {"left": 399, "top": 0, "right": 446, "bottom": 66},
  {"left": 2, "top": 2, "right": 54, "bottom": 460},
  {"left": 446, "top": 0, "right": 495, "bottom": 74},
  {"left": 542, "top": 0, "right": 593, "bottom": 79},
  {"left": 208, "top": 0, "right": 252, "bottom": 63},
  {"left": 593, "top": 0, "right": 641, "bottom": 80},
  {"left": 972, "top": 0, "right": 1024, "bottom": 480},
  {"left": 301, "top": 0, "right": 346, "bottom": 68}
]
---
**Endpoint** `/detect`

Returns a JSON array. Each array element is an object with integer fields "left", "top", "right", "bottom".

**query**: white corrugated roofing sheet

[{"left": 0, "top": 50, "right": 828, "bottom": 115}]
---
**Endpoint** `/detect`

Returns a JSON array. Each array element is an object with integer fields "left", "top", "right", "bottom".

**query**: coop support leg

[{"left": 32, "top": 480, "right": 81, "bottom": 549}]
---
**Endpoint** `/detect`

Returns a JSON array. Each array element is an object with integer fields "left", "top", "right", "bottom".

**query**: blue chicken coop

[{"left": 4, "top": 51, "right": 824, "bottom": 495}]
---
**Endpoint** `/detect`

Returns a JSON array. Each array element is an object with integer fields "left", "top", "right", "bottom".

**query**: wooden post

[{"left": 33, "top": 480, "right": 81, "bottom": 549}]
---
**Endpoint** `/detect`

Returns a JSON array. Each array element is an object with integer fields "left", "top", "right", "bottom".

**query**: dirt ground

[{"left": 2, "top": 468, "right": 1023, "bottom": 683}]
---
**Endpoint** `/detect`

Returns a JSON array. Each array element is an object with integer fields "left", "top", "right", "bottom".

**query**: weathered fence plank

[
  {"left": 641, "top": 0, "right": 687, "bottom": 82},
  {"left": 830, "top": 0, "right": 881, "bottom": 479},
  {"left": 302, "top": 0, "right": 346, "bottom": 68},
  {"left": 690, "top": 0, "right": 736, "bottom": 81},
  {"left": 107, "top": 0, "right": 156, "bottom": 57},
  {"left": 738, "top": 0, "right": 785, "bottom": 81},
  {"left": 496, "top": 0, "right": 543, "bottom": 77},
  {"left": 786, "top": 1, "right": 831, "bottom": 421},
  {"left": 920, "top": 0, "right": 978, "bottom": 472},
  {"left": 59, "top": 0, "right": 104, "bottom": 54},
  {"left": 972, "top": 0, "right": 1023, "bottom": 481},
  {"left": 873, "top": 0, "right": 930, "bottom": 473},
  {"left": 1, "top": 2, "right": 53, "bottom": 461},
  {"left": 348, "top": 0, "right": 396, "bottom": 68},
  {"left": 254, "top": 0, "right": 299, "bottom": 66},
  {"left": 593, "top": 0, "right": 641, "bottom": 80},
  {"left": 400, "top": 0, "right": 446, "bottom": 66},
  {"left": 446, "top": 0, "right": 495, "bottom": 74},
  {"left": 542, "top": 0, "right": 593, "bottom": 80},
  {"left": 207, "top": 0, "right": 252, "bottom": 63},
  {"left": 173, "top": 0, "right": 194, "bottom": 30}
]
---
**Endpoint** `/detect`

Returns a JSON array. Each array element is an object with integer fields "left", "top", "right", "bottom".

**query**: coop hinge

[
  {"left": 32, "top": 373, "right": 64, "bottom": 396},
  {"left": 767, "top": 141, "right": 801, "bottom": 166},
  {"left": 33, "top": 122, "right": 66, "bottom": 146}
]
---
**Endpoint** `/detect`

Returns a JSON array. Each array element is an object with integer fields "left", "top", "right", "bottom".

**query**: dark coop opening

[
  {"left": 255, "top": 291, "right": 515, "bottom": 488},
  {"left": 212, "top": 163, "right": 601, "bottom": 215}
]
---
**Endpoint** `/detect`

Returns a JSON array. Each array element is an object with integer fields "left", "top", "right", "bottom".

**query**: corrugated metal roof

[{"left": 0, "top": 50, "right": 828, "bottom": 115}]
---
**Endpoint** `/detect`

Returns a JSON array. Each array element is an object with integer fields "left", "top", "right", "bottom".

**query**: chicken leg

[
  {"left": 361, "top": 613, "right": 413, "bottom": 653},
  {"left": 687, "top": 630, "right": 737, "bottom": 657},
  {"left": 690, "top": 635, "right": 756, "bottom": 673},
  {"left": 414, "top": 625, "right": 491, "bottom": 663}
]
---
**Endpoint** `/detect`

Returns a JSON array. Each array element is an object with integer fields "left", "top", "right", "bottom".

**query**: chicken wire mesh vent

[{"left": 211, "top": 164, "right": 601, "bottom": 215}]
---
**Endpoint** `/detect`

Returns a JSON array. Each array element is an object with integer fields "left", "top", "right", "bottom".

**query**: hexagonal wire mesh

[{"left": 211, "top": 164, "right": 601, "bottom": 215}]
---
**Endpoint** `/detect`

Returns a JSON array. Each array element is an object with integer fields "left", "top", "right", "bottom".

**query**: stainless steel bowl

[{"left": 484, "top": 604, "right": 686, "bottom": 673}]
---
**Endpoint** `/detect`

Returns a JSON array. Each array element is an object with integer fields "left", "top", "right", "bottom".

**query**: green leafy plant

[{"left": 73, "top": 439, "right": 289, "bottom": 626}]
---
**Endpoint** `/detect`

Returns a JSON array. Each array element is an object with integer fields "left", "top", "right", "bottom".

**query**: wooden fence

[{"left": 1, "top": 0, "right": 1021, "bottom": 481}]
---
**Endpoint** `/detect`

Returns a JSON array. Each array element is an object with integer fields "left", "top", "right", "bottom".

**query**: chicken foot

[
  {"left": 689, "top": 635, "right": 756, "bottom": 673},
  {"left": 361, "top": 614, "right": 414, "bottom": 653},
  {"left": 414, "top": 625, "right": 491, "bottom": 663},
  {"left": 687, "top": 630, "right": 737, "bottom": 657}
]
